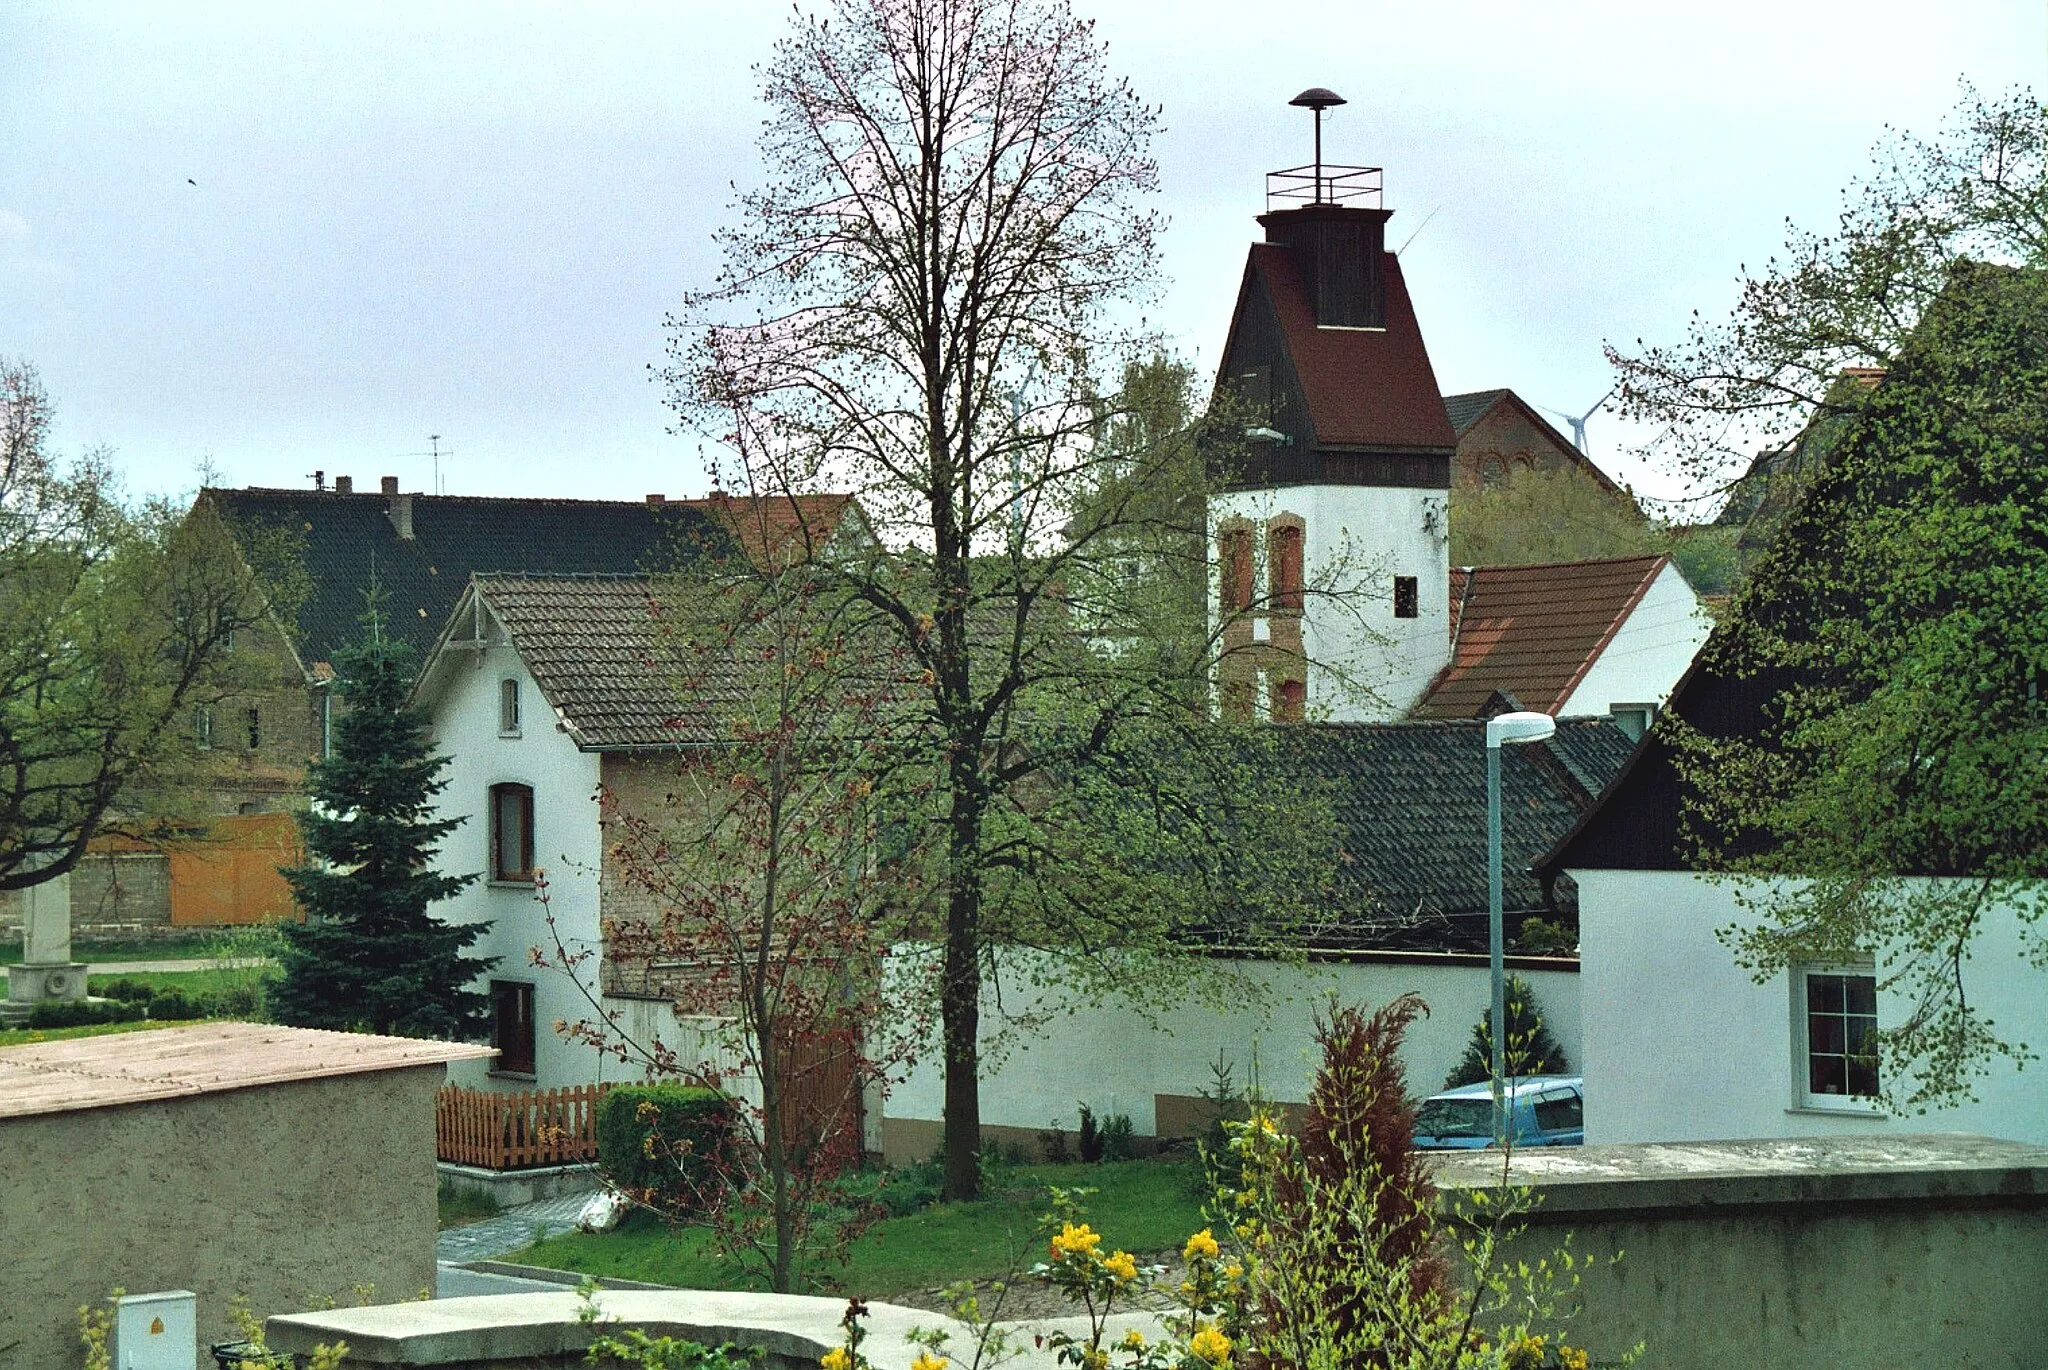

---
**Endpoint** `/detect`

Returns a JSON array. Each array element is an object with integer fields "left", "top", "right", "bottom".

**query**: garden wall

[
  {"left": 1431, "top": 1133, "right": 2048, "bottom": 1370},
  {"left": 879, "top": 946, "right": 1580, "bottom": 1163},
  {"left": 0, "top": 852, "right": 175, "bottom": 942}
]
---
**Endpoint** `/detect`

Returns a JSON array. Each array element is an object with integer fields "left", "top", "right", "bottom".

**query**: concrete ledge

[
  {"left": 436, "top": 1161, "right": 601, "bottom": 1207},
  {"left": 454, "top": 1258, "right": 674, "bottom": 1291},
  {"left": 1427, "top": 1132, "right": 2048, "bottom": 1221}
]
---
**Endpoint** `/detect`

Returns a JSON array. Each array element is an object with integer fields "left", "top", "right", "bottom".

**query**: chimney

[
  {"left": 334, "top": 474, "right": 354, "bottom": 495},
  {"left": 645, "top": 493, "right": 665, "bottom": 507},
  {"left": 311, "top": 470, "right": 325, "bottom": 491},
  {"left": 387, "top": 488, "right": 414, "bottom": 540},
  {"left": 380, "top": 475, "right": 399, "bottom": 496},
  {"left": 1260, "top": 88, "right": 1390, "bottom": 328}
]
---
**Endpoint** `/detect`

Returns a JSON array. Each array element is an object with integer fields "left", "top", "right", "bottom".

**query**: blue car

[{"left": 1412, "top": 1075, "right": 1584, "bottom": 1149}]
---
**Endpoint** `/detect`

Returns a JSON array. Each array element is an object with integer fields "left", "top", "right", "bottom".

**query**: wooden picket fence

[{"left": 435, "top": 1083, "right": 612, "bottom": 1170}]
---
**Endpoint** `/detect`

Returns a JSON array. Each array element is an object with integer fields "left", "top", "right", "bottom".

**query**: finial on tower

[
  {"left": 1289, "top": 88, "right": 1346, "bottom": 204},
  {"left": 1267, "top": 88, "right": 1378, "bottom": 210}
]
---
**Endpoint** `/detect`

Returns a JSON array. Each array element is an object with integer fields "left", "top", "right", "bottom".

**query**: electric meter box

[{"left": 111, "top": 1290, "right": 197, "bottom": 1370}]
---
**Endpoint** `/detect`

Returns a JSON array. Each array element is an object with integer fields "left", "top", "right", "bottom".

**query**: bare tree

[{"left": 667, "top": 0, "right": 1335, "bottom": 1200}]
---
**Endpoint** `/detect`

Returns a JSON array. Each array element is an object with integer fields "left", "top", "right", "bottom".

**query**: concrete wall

[
  {"left": 0, "top": 852, "right": 174, "bottom": 942},
  {"left": 423, "top": 635, "right": 613, "bottom": 1092},
  {"left": 0, "top": 1063, "right": 445, "bottom": 1370},
  {"left": 1210, "top": 484, "right": 1451, "bottom": 722},
  {"left": 880, "top": 949, "right": 1579, "bottom": 1163},
  {"left": 1557, "top": 560, "right": 1712, "bottom": 719},
  {"left": 1575, "top": 869, "right": 2048, "bottom": 1145}
]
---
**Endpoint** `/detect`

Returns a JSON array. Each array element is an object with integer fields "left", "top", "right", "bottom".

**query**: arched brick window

[
  {"left": 1219, "top": 527, "right": 1254, "bottom": 613},
  {"left": 1269, "top": 523, "right": 1303, "bottom": 612},
  {"left": 1273, "top": 677, "right": 1306, "bottom": 723}
]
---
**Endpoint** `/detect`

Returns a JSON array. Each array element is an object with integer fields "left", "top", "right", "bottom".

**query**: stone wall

[
  {"left": 0, "top": 853, "right": 175, "bottom": 943},
  {"left": 0, "top": 1063, "right": 445, "bottom": 1370}
]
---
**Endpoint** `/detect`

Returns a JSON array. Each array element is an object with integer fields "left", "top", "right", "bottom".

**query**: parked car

[{"left": 1412, "top": 1075, "right": 1584, "bottom": 1149}]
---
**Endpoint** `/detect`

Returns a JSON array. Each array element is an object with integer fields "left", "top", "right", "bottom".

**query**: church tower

[{"left": 1209, "top": 89, "right": 1455, "bottom": 723}]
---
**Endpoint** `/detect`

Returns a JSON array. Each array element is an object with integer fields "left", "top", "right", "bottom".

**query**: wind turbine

[{"left": 1543, "top": 387, "right": 1614, "bottom": 456}]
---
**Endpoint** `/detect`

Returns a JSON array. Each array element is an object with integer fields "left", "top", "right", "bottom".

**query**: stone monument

[{"left": 5, "top": 868, "right": 88, "bottom": 1020}]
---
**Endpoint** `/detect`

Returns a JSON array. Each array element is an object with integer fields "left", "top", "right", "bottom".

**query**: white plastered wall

[
  {"left": 882, "top": 950, "right": 1580, "bottom": 1135},
  {"left": 1575, "top": 868, "right": 2048, "bottom": 1145},
  {"left": 1558, "top": 561, "right": 1713, "bottom": 719},
  {"left": 1209, "top": 483, "right": 1450, "bottom": 722}
]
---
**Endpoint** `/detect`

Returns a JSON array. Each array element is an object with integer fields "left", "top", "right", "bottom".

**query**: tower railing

[{"left": 1265, "top": 163, "right": 1382, "bottom": 210}]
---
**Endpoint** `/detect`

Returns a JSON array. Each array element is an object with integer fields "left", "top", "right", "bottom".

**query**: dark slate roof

[
  {"left": 1414, "top": 556, "right": 1673, "bottom": 719},
  {"left": 1213, "top": 718, "right": 1634, "bottom": 952},
  {"left": 203, "top": 488, "right": 734, "bottom": 671},
  {"left": 1443, "top": 389, "right": 1510, "bottom": 435},
  {"left": 1249, "top": 244, "right": 1457, "bottom": 451}
]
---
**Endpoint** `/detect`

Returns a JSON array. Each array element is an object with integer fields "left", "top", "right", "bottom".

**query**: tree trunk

[{"left": 939, "top": 780, "right": 985, "bottom": 1201}]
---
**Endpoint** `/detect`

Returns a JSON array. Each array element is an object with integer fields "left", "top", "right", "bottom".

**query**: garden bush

[
  {"left": 144, "top": 989, "right": 207, "bottom": 1021},
  {"left": 595, "top": 1083, "right": 736, "bottom": 1213},
  {"left": 95, "top": 978, "right": 155, "bottom": 1003},
  {"left": 26, "top": 999, "right": 146, "bottom": 1028}
]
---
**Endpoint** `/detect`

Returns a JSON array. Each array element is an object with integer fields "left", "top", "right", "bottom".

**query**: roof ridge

[{"left": 1468, "top": 551, "right": 1667, "bottom": 575}]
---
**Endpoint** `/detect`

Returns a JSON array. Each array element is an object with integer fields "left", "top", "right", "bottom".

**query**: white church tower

[{"left": 1209, "top": 89, "right": 1456, "bottom": 724}]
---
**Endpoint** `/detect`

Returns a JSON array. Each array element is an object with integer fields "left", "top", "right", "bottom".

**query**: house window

[
  {"left": 1393, "top": 575, "right": 1419, "bottom": 619},
  {"left": 1219, "top": 528, "right": 1254, "bottom": 614},
  {"left": 246, "top": 706, "right": 261, "bottom": 750},
  {"left": 1610, "top": 703, "right": 1657, "bottom": 743},
  {"left": 1237, "top": 365, "right": 1273, "bottom": 419},
  {"left": 1801, "top": 968, "right": 1879, "bottom": 1104},
  {"left": 499, "top": 678, "right": 522, "bottom": 735},
  {"left": 1269, "top": 524, "right": 1304, "bottom": 612},
  {"left": 491, "top": 980, "right": 536, "bottom": 1076},
  {"left": 195, "top": 706, "right": 213, "bottom": 751},
  {"left": 1272, "top": 677, "right": 1305, "bottom": 723},
  {"left": 490, "top": 783, "right": 536, "bottom": 883}
]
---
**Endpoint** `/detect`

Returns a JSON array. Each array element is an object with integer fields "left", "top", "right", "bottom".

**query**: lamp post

[{"left": 1485, "top": 710, "right": 1557, "bottom": 1145}]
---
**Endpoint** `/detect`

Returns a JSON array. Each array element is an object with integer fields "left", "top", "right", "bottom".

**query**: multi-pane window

[
  {"left": 490, "top": 783, "right": 535, "bottom": 883},
  {"left": 246, "top": 706, "right": 261, "bottom": 750},
  {"left": 1804, "top": 969, "right": 1879, "bottom": 1101},
  {"left": 491, "top": 980, "right": 536, "bottom": 1076},
  {"left": 1393, "top": 575, "right": 1419, "bottom": 619},
  {"left": 194, "top": 706, "right": 213, "bottom": 751},
  {"left": 1219, "top": 528, "right": 1254, "bottom": 614},
  {"left": 1270, "top": 524, "right": 1304, "bottom": 613},
  {"left": 499, "top": 678, "right": 522, "bottom": 735}
]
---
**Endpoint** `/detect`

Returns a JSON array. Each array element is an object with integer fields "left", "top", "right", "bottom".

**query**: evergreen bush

[
  {"left": 595, "top": 1083, "right": 736, "bottom": 1212},
  {"left": 1443, "top": 975, "right": 1571, "bottom": 1089},
  {"left": 144, "top": 988, "right": 206, "bottom": 1021},
  {"left": 26, "top": 999, "right": 145, "bottom": 1028}
]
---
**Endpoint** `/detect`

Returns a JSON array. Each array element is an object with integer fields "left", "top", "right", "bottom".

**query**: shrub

[
  {"left": 1443, "top": 975, "right": 1572, "bottom": 1089},
  {"left": 209, "top": 980, "right": 266, "bottom": 1021},
  {"left": 1040, "top": 1117, "right": 1073, "bottom": 1165},
  {"left": 95, "top": 978, "right": 155, "bottom": 1003},
  {"left": 1078, "top": 1104, "right": 1102, "bottom": 1163},
  {"left": 1098, "top": 1112, "right": 1135, "bottom": 1162},
  {"left": 594, "top": 1083, "right": 736, "bottom": 1213},
  {"left": 26, "top": 999, "right": 145, "bottom": 1028},
  {"left": 144, "top": 989, "right": 207, "bottom": 1021}
]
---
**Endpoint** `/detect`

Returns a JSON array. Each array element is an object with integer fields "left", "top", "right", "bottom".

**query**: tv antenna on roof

[
  {"left": 1542, "top": 388, "right": 1614, "bottom": 456},
  {"left": 395, "top": 434, "right": 454, "bottom": 494},
  {"left": 1288, "top": 87, "right": 1346, "bottom": 204}
]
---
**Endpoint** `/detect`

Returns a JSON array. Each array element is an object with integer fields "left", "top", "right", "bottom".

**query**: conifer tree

[
  {"left": 1442, "top": 975, "right": 1571, "bottom": 1089},
  {"left": 272, "top": 605, "right": 491, "bottom": 1038}
]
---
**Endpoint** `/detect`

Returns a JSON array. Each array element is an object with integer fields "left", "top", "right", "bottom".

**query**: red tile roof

[
  {"left": 681, "top": 493, "right": 862, "bottom": 571},
  {"left": 1250, "top": 244, "right": 1457, "bottom": 451},
  {"left": 1414, "top": 555, "right": 1670, "bottom": 719}
]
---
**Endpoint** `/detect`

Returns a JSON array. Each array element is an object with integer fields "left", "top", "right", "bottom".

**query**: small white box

[{"left": 112, "top": 1290, "right": 196, "bottom": 1370}]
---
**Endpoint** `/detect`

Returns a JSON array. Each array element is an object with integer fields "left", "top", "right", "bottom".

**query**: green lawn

[
  {"left": 0, "top": 1018, "right": 204, "bottom": 1049},
  {"left": 512, "top": 1158, "right": 1209, "bottom": 1295},
  {"left": 89, "top": 967, "right": 273, "bottom": 998},
  {"left": 1, "top": 935, "right": 222, "bottom": 965}
]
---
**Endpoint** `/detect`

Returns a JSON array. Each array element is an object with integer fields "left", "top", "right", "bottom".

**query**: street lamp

[{"left": 1485, "top": 709, "right": 1556, "bottom": 1145}]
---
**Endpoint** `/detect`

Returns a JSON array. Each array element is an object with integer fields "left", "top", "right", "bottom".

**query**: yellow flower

[
  {"left": 1183, "top": 1229, "right": 1220, "bottom": 1262},
  {"left": 820, "top": 1349, "right": 852, "bottom": 1370},
  {"left": 1050, "top": 1221, "right": 1102, "bottom": 1260},
  {"left": 1120, "top": 1330, "right": 1147, "bottom": 1352},
  {"left": 1222, "top": 1263, "right": 1243, "bottom": 1282},
  {"left": 1188, "top": 1325, "right": 1232, "bottom": 1367},
  {"left": 1082, "top": 1351, "right": 1109, "bottom": 1370},
  {"left": 1559, "top": 1348, "right": 1588, "bottom": 1370},
  {"left": 1104, "top": 1250, "right": 1138, "bottom": 1283},
  {"left": 910, "top": 1355, "right": 949, "bottom": 1370}
]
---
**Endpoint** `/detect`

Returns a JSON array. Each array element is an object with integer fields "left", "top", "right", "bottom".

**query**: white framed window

[
  {"left": 194, "top": 706, "right": 213, "bottom": 751},
  {"left": 498, "top": 677, "right": 522, "bottom": 736},
  {"left": 1609, "top": 703, "right": 1657, "bottom": 743},
  {"left": 1794, "top": 964, "right": 1881, "bottom": 1111}
]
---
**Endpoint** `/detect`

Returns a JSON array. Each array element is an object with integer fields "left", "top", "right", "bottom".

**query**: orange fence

[{"left": 435, "top": 1083, "right": 612, "bottom": 1170}]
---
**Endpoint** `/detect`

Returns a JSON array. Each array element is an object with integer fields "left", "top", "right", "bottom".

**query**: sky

[{"left": 1, "top": 1, "right": 2042, "bottom": 509}]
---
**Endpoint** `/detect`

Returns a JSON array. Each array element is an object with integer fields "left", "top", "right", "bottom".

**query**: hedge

[
  {"left": 26, "top": 999, "right": 147, "bottom": 1028},
  {"left": 594, "top": 1083, "right": 737, "bottom": 1212}
]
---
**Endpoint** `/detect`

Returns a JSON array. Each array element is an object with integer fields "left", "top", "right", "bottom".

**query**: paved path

[
  {"left": 88, "top": 957, "right": 272, "bottom": 974},
  {"left": 437, "top": 1193, "right": 593, "bottom": 1265}
]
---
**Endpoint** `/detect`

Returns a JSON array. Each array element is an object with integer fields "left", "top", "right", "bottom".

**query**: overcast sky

[{"left": 1, "top": 1, "right": 2041, "bottom": 508}]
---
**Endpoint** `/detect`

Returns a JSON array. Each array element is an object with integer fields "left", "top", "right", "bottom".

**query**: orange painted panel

[{"left": 167, "top": 813, "right": 304, "bottom": 926}]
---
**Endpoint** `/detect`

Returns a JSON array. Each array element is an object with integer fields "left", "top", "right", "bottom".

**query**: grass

[
  {"left": 438, "top": 1180, "right": 505, "bottom": 1231},
  {"left": 512, "top": 1157, "right": 1208, "bottom": 1295},
  {"left": 0, "top": 934, "right": 222, "bottom": 965},
  {"left": 89, "top": 967, "right": 274, "bottom": 998},
  {"left": 0, "top": 1018, "right": 203, "bottom": 1049}
]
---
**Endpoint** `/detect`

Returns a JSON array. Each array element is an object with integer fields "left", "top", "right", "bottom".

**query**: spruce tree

[
  {"left": 1442, "top": 975, "right": 1571, "bottom": 1089},
  {"left": 272, "top": 607, "right": 491, "bottom": 1038}
]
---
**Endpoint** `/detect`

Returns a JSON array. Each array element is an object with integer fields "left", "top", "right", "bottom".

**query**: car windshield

[{"left": 1414, "top": 1097, "right": 1494, "bottom": 1139}]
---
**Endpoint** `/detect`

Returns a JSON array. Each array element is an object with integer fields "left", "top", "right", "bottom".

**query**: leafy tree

[
  {"left": 272, "top": 608, "right": 491, "bottom": 1038},
  {"left": 666, "top": 0, "right": 1341, "bottom": 1200},
  {"left": 1449, "top": 465, "right": 1660, "bottom": 569},
  {"left": 1442, "top": 975, "right": 1572, "bottom": 1089},
  {"left": 0, "top": 361, "right": 282, "bottom": 893}
]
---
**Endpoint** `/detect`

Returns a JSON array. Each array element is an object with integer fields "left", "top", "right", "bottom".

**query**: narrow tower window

[
  {"left": 499, "top": 678, "right": 522, "bottom": 735},
  {"left": 490, "top": 783, "right": 536, "bottom": 883},
  {"left": 1273, "top": 677, "right": 1306, "bottom": 723},
  {"left": 1393, "top": 575, "right": 1419, "bottom": 619},
  {"left": 1219, "top": 528, "right": 1255, "bottom": 613},
  {"left": 1270, "top": 524, "right": 1304, "bottom": 612}
]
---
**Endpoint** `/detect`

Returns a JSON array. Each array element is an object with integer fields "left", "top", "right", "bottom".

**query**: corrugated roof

[
  {"left": 0, "top": 1022, "right": 490, "bottom": 1120},
  {"left": 1443, "top": 389, "right": 1510, "bottom": 435},
  {"left": 1250, "top": 244, "right": 1457, "bottom": 452},
  {"left": 1414, "top": 556, "right": 1670, "bottom": 719}
]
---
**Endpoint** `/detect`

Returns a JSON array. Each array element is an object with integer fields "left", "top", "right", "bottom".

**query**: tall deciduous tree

[
  {"left": 0, "top": 361, "right": 281, "bottom": 893},
  {"left": 667, "top": 0, "right": 1337, "bottom": 1199},
  {"left": 273, "top": 609, "right": 492, "bottom": 1039}
]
